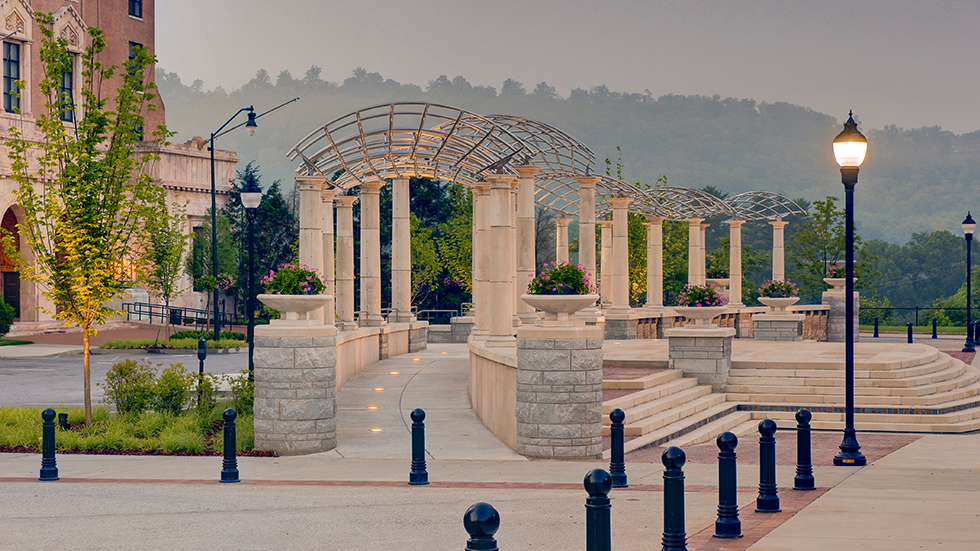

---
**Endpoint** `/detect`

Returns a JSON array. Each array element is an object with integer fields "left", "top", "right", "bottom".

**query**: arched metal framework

[{"left": 288, "top": 102, "right": 808, "bottom": 221}]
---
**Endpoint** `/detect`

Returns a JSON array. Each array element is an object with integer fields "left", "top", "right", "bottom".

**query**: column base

[
  {"left": 337, "top": 321, "right": 359, "bottom": 332},
  {"left": 389, "top": 311, "right": 416, "bottom": 324},
  {"left": 485, "top": 335, "right": 517, "bottom": 348},
  {"left": 358, "top": 313, "right": 387, "bottom": 327}
]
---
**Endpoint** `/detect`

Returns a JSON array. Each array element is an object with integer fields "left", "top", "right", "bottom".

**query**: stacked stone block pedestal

[
  {"left": 254, "top": 323, "right": 338, "bottom": 455},
  {"left": 823, "top": 286, "right": 859, "bottom": 343},
  {"left": 665, "top": 325, "right": 735, "bottom": 391},
  {"left": 752, "top": 313, "right": 804, "bottom": 341},
  {"left": 516, "top": 318, "right": 604, "bottom": 460}
]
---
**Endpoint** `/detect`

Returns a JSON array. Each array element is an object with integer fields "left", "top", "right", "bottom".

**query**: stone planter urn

[
  {"left": 673, "top": 305, "right": 729, "bottom": 327},
  {"left": 823, "top": 277, "right": 853, "bottom": 291},
  {"left": 521, "top": 294, "right": 599, "bottom": 326},
  {"left": 705, "top": 278, "right": 730, "bottom": 300},
  {"left": 257, "top": 294, "right": 332, "bottom": 325},
  {"left": 758, "top": 296, "right": 800, "bottom": 314}
]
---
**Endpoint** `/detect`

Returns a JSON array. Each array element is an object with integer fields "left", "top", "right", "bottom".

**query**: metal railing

[
  {"left": 121, "top": 302, "right": 241, "bottom": 327},
  {"left": 860, "top": 306, "right": 969, "bottom": 326}
]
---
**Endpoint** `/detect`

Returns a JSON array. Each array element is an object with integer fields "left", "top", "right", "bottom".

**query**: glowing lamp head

[
  {"left": 833, "top": 111, "right": 868, "bottom": 168},
  {"left": 240, "top": 179, "right": 263, "bottom": 211},
  {"left": 245, "top": 110, "right": 258, "bottom": 136}
]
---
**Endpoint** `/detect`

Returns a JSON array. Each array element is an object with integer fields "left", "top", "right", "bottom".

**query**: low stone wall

[
  {"left": 634, "top": 305, "right": 829, "bottom": 341},
  {"left": 335, "top": 321, "right": 428, "bottom": 390},
  {"left": 468, "top": 340, "right": 518, "bottom": 450}
]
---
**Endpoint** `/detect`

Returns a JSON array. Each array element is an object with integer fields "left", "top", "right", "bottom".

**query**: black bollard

[
  {"left": 661, "top": 446, "right": 688, "bottom": 551},
  {"left": 873, "top": 317, "right": 879, "bottom": 338},
  {"left": 197, "top": 337, "right": 207, "bottom": 409},
  {"left": 907, "top": 323, "right": 913, "bottom": 343},
  {"left": 794, "top": 409, "right": 815, "bottom": 490},
  {"left": 714, "top": 432, "right": 741, "bottom": 538},
  {"left": 57, "top": 412, "right": 69, "bottom": 431},
  {"left": 756, "top": 419, "right": 781, "bottom": 512},
  {"left": 39, "top": 408, "right": 59, "bottom": 481},
  {"left": 584, "top": 469, "right": 613, "bottom": 551},
  {"left": 220, "top": 408, "right": 239, "bottom": 483},
  {"left": 409, "top": 408, "right": 429, "bottom": 485},
  {"left": 463, "top": 502, "right": 500, "bottom": 551},
  {"left": 932, "top": 318, "right": 938, "bottom": 339},
  {"left": 609, "top": 408, "right": 628, "bottom": 488}
]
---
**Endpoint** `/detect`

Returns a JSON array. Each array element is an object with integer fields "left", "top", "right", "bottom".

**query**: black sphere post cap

[
  {"left": 661, "top": 446, "right": 686, "bottom": 469},
  {"left": 463, "top": 502, "right": 500, "bottom": 538},
  {"left": 411, "top": 408, "right": 425, "bottom": 423},
  {"left": 223, "top": 408, "right": 237, "bottom": 422},
  {"left": 42, "top": 408, "right": 56, "bottom": 422},
  {"left": 584, "top": 468, "right": 613, "bottom": 497},
  {"left": 795, "top": 409, "right": 812, "bottom": 424},
  {"left": 197, "top": 337, "right": 207, "bottom": 361},
  {"left": 610, "top": 408, "right": 625, "bottom": 424},
  {"left": 716, "top": 431, "right": 738, "bottom": 451},
  {"left": 758, "top": 419, "right": 777, "bottom": 437}
]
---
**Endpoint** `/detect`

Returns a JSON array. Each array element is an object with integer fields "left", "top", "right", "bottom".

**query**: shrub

[
  {"left": 0, "top": 299, "right": 14, "bottom": 338},
  {"left": 153, "top": 363, "right": 195, "bottom": 415},
  {"left": 677, "top": 284, "right": 727, "bottom": 307},
  {"left": 100, "top": 359, "right": 157, "bottom": 414},
  {"left": 527, "top": 261, "right": 595, "bottom": 295},
  {"left": 826, "top": 265, "right": 846, "bottom": 278},
  {"left": 226, "top": 371, "right": 254, "bottom": 415},
  {"left": 194, "top": 372, "right": 221, "bottom": 414},
  {"left": 170, "top": 330, "right": 245, "bottom": 341}
]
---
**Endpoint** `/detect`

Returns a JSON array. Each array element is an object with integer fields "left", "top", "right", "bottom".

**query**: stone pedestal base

[
  {"left": 409, "top": 322, "right": 427, "bottom": 352},
  {"left": 448, "top": 316, "right": 474, "bottom": 343},
  {"left": 823, "top": 290, "right": 859, "bottom": 343},
  {"left": 389, "top": 311, "right": 416, "bottom": 323},
  {"left": 254, "top": 323, "right": 338, "bottom": 455},
  {"left": 604, "top": 310, "right": 642, "bottom": 340},
  {"left": 358, "top": 312, "right": 387, "bottom": 327},
  {"left": 516, "top": 325, "right": 603, "bottom": 459},
  {"left": 665, "top": 326, "right": 736, "bottom": 390},
  {"left": 752, "top": 313, "right": 804, "bottom": 341},
  {"left": 337, "top": 321, "right": 358, "bottom": 332}
]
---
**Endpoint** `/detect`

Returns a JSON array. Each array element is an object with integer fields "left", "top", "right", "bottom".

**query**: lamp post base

[{"left": 833, "top": 428, "right": 866, "bottom": 466}]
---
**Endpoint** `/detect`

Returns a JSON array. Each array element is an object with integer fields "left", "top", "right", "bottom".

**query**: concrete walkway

[{"left": 1, "top": 341, "right": 978, "bottom": 549}]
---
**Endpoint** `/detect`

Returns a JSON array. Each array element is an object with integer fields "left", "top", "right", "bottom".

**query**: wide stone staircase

[{"left": 602, "top": 342, "right": 980, "bottom": 456}]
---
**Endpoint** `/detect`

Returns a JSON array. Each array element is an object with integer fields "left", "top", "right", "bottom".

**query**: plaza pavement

[{"left": 0, "top": 333, "right": 978, "bottom": 549}]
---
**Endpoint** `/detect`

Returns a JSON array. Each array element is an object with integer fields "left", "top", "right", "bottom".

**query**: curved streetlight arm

[{"left": 210, "top": 97, "right": 300, "bottom": 143}]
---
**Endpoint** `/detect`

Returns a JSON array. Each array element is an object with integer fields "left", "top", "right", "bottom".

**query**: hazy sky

[{"left": 157, "top": 0, "right": 980, "bottom": 134}]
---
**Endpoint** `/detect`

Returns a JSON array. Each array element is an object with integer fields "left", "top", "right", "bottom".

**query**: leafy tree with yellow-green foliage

[{"left": 2, "top": 16, "right": 168, "bottom": 423}]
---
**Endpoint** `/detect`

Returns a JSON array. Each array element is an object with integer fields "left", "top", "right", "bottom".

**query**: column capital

[
  {"left": 335, "top": 195, "right": 356, "bottom": 208},
  {"left": 645, "top": 216, "right": 666, "bottom": 224},
  {"left": 700, "top": 222, "right": 710, "bottom": 231},
  {"left": 320, "top": 186, "right": 339, "bottom": 201},
  {"left": 685, "top": 217, "right": 704, "bottom": 226},
  {"left": 769, "top": 219, "right": 788, "bottom": 229},
  {"left": 472, "top": 180, "right": 491, "bottom": 195},
  {"left": 725, "top": 219, "right": 745, "bottom": 228},
  {"left": 296, "top": 175, "right": 325, "bottom": 191},
  {"left": 360, "top": 182, "right": 384, "bottom": 193},
  {"left": 608, "top": 196, "right": 633, "bottom": 209},
  {"left": 556, "top": 217, "right": 571, "bottom": 228},
  {"left": 575, "top": 176, "right": 600, "bottom": 189},
  {"left": 486, "top": 174, "right": 517, "bottom": 188},
  {"left": 599, "top": 220, "right": 614, "bottom": 228},
  {"left": 514, "top": 164, "right": 540, "bottom": 178}
]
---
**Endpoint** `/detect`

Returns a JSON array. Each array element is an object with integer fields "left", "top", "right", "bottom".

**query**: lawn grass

[
  {"left": 0, "top": 405, "right": 259, "bottom": 454},
  {"left": 99, "top": 337, "right": 245, "bottom": 349},
  {"left": 0, "top": 339, "right": 33, "bottom": 346},
  {"left": 859, "top": 324, "right": 967, "bottom": 334}
]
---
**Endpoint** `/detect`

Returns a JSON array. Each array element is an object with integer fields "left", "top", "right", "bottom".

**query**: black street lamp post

[
  {"left": 240, "top": 180, "right": 263, "bottom": 382},
  {"left": 963, "top": 213, "right": 975, "bottom": 353},
  {"left": 208, "top": 107, "right": 258, "bottom": 341},
  {"left": 832, "top": 111, "right": 867, "bottom": 467}
]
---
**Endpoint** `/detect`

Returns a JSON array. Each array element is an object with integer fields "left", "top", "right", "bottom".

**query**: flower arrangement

[
  {"left": 677, "top": 283, "right": 727, "bottom": 307},
  {"left": 706, "top": 265, "right": 729, "bottom": 279},
  {"left": 826, "top": 265, "right": 846, "bottom": 278},
  {"left": 261, "top": 263, "right": 328, "bottom": 295},
  {"left": 527, "top": 262, "right": 595, "bottom": 295},
  {"left": 759, "top": 279, "right": 798, "bottom": 297},
  {"left": 216, "top": 273, "right": 234, "bottom": 291}
]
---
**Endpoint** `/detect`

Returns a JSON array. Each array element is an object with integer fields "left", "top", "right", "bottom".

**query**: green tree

[
  {"left": 3, "top": 17, "right": 167, "bottom": 423},
  {"left": 143, "top": 198, "right": 191, "bottom": 338},
  {"left": 787, "top": 196, "right": 877, "bottom": 302},
  {"left": 410, "top": 213, "right": 440, "bottom": 304}
]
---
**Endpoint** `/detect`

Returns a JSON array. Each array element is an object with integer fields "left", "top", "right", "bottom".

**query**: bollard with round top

[
  {"left": 661, "top": 446, "right": 688, "bottom": 551},
  {"left": 584, "top": 468, "right": 613, "bottom": 551},
  {"left": 220, "top": 408, "right": 239, "bottom": 483},
  {"left": 907, "top": 323, "right": 913, "bottom": 343},
  {"left": 714, "top": 431, "right": 741, "bottom": 538},
  {"left": 57, "top": 412, "right": 69, "bottom": 431},
  {"left": 608, "top": 408, "right": 628, "bottom": 488},
  {"left": 873, "top": 317, "right": 879, "bottom": 338},
  {"left": 409, "top": 408, "right": 429, "bottom": 485},
  {"left": 756, "top": 419, "right": 781, "bottom": 512},
  {"left": 932, "top": 318, "right": 938, "bottom": 339},
  {"left": 794, "top": 409, "right": 815, "bottom": 490},
  {"left": 39, "top": 408, "right": 59, "bottom": 481},
  {"left": 463, "top": 502, "right": 500, "bottom": 551}
]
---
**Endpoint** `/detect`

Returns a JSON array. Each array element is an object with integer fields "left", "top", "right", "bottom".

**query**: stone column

[
  {"left": 510, "top": 180, "right": 522, "bottom": 328},
  {"left": 608, "top": 197, "right": 632, "bottom": 314},
  {"left": 644, "top": 217, "right": 665, "bottom": 310},
  {"left": 297, "top": 175, "right": 325, "bottom": 323},
  {"left": 486, "top": 174, "right": 517, "bottom": 347},
  {"left": 686, "top": 218, "right": 704, "bottom": 285},
  {"left": 471, "top": 182, "right": 491, "bottom": 340},
  {"left": 770, "top": 217, "right": 788, "bottom": 282},
  {"left": 359, "top": 182, "right": 386, "bottom": 326},
  {"left": 321, "top": 187, "right": 337, "bottom": 324},
  {"left": 390, "top": 178, "right": 415, "bottom": 323},
  {"left": 577, "top": 177, "right": 599, "bottom": 313},
  {"left": 555, "top": 218, "right": 570, "bottom": 263},
  {"left": 334, "top": 196, "right": 357, "bottom": 331},
  {"left": 665, "top": 321, "right": 736, "bottom": 391},
  {"left": 516, "top": 306, "right": 603, "bottom": 459},
  {"left": 599, "top": 221, "right": 613, "bottom": 309},
  {"left": 516, "top": 165, "right": 539, "bottom": 323},
  {"left": 726, "top": 220, "right": 745, "bottom": 308},
  {"left": 700, "top": 223, "right": 709, "bottom": 285},
  {"left": 254, "top": 314, "right": 337, "bottom": 455}
]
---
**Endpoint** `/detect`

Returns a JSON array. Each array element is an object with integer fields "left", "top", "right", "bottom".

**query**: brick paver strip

[
  {"left": 603, "top": 367, "right": 666, "bottom": 380},
  {"left": 946, "top": 350, "right": 975, "bottom": 363}
]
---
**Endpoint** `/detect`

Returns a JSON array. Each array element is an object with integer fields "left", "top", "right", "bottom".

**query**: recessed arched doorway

[{"left": 1, "top": 207, "right": 20, "bottom": 318}]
